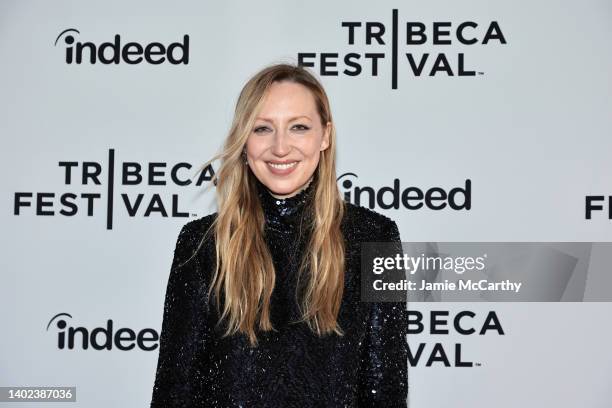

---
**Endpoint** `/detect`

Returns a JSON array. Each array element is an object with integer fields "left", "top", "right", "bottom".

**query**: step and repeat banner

[{"left": 1, "top": 0, "right": 611, "bottom": 406}]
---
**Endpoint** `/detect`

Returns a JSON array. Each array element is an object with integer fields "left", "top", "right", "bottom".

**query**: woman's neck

[
  {"left": 268, "top": 176, "right": 314, "bottom": 199},
  {"left": 254, "top": 175, "right": 315, "bottom": 233}
]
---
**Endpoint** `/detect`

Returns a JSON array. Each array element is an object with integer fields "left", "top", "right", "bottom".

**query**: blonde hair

[{"left": 195, "top": 62, "right": 345, "bottom": 347}]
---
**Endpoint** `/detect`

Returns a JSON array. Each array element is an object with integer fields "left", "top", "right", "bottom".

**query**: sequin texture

[{"left": 150, "top": 179, "right": 409, "bottom": 407}]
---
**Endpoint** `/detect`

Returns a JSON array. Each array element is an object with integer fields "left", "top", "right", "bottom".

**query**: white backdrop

[{"left": 1, "top": 0, "right": 611, "bottom": 406}]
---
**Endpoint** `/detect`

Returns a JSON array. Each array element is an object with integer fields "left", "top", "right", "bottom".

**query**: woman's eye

[
  {"left": 253, "top": 125, "right": 309, "bottom": 133},
  {"left": 253, "top": 126, "right": 269, "bottom": 133}
]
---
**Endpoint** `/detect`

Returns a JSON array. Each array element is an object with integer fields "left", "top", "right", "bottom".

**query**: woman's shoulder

[
  {"left": 179, "top": 212, "right": 218, "bottom": 238},
  {"left": 171, "top": 212, "right": 218, "bottom": 271},
  {"left": 342, "top": 202, "right": 400, "bottom": 242}
]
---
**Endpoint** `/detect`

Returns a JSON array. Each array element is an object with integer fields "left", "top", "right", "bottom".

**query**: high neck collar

[{"left": 255, "top": 178, "right": 315, "bottom": 234}]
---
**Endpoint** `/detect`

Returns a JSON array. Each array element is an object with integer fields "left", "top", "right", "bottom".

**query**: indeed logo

[
  {"left": 337, "top": 173, "right": 471, "bottom": 210},
  {"left": 46, "top": 313, "right": 159, "bottom": 351},
  {"left": 54, "top": 28, "right": 190, "bottom": 65}
]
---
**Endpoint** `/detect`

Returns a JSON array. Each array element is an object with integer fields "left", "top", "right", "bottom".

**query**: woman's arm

[
  {"left": 150, "top": 220, "right": 209, "bottom": 407},
  {"left": 358, "top": 219, "right": 409, "bottom": 407}
]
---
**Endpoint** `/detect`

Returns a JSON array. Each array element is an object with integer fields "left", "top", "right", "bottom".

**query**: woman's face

[{"left": 245, "top": 81, "right": 330, "bottom": 199}]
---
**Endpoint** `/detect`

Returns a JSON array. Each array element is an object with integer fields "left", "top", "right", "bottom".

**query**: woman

[{"left": 150, "top": 63, "right": 408, "bottom": 407}]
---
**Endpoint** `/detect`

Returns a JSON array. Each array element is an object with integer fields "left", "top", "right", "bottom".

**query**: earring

[{"left": 242, "top": 149, "right": 248, "bottom": 165}]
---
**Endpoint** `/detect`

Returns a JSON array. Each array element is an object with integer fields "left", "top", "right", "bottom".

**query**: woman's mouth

[{"left": 267, "top": 161, "right": 298, "bottom": 175}]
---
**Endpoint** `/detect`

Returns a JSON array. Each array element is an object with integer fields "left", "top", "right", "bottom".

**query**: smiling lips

[{"left": 266, "top": 160, "right": 298, "bottom": 175}]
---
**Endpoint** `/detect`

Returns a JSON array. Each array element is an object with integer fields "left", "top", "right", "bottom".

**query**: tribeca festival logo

[
  {"left": 408, "top": 309, "right": 504, "bottom": 367},
  {"left": 297, "top": 8, "right": 507, "bottom": 89},
  {"left": 54, "top": 28, "right": 190, "bottom": 64},
  {"left": 337, "top": 172, "right": 471, "bottom": 210},
  {"left": 13, "top": 148, "right": 215, "bottom": 229},
  {"left": 585, "top": 194, "right": 612, "bottom": 220},
  {"left": 46, "top": 313, "right": 158, "bottom": 351}
]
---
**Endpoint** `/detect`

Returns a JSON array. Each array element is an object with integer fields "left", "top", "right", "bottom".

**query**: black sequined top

[{"left": 150, "top": 178, "right": 409, "bottom": 407}]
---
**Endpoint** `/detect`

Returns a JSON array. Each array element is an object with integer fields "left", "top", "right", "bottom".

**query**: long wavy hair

[{"left": 193, "top": 62, "right": 346, "bottom": 347}]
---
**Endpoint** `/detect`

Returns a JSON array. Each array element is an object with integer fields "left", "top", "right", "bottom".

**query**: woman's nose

[{"left": 271, "top": 128, "right": 291, "bottom": 156}]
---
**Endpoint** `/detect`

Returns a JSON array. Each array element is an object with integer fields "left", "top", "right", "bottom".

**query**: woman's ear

[{"left": 321, "top": 121, "right": 331, "bottom": 151}]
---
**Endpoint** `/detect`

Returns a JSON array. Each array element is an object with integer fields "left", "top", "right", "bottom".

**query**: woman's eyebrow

[{"left": 256, "top": 115, "right": 311, "bottom": 122}]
